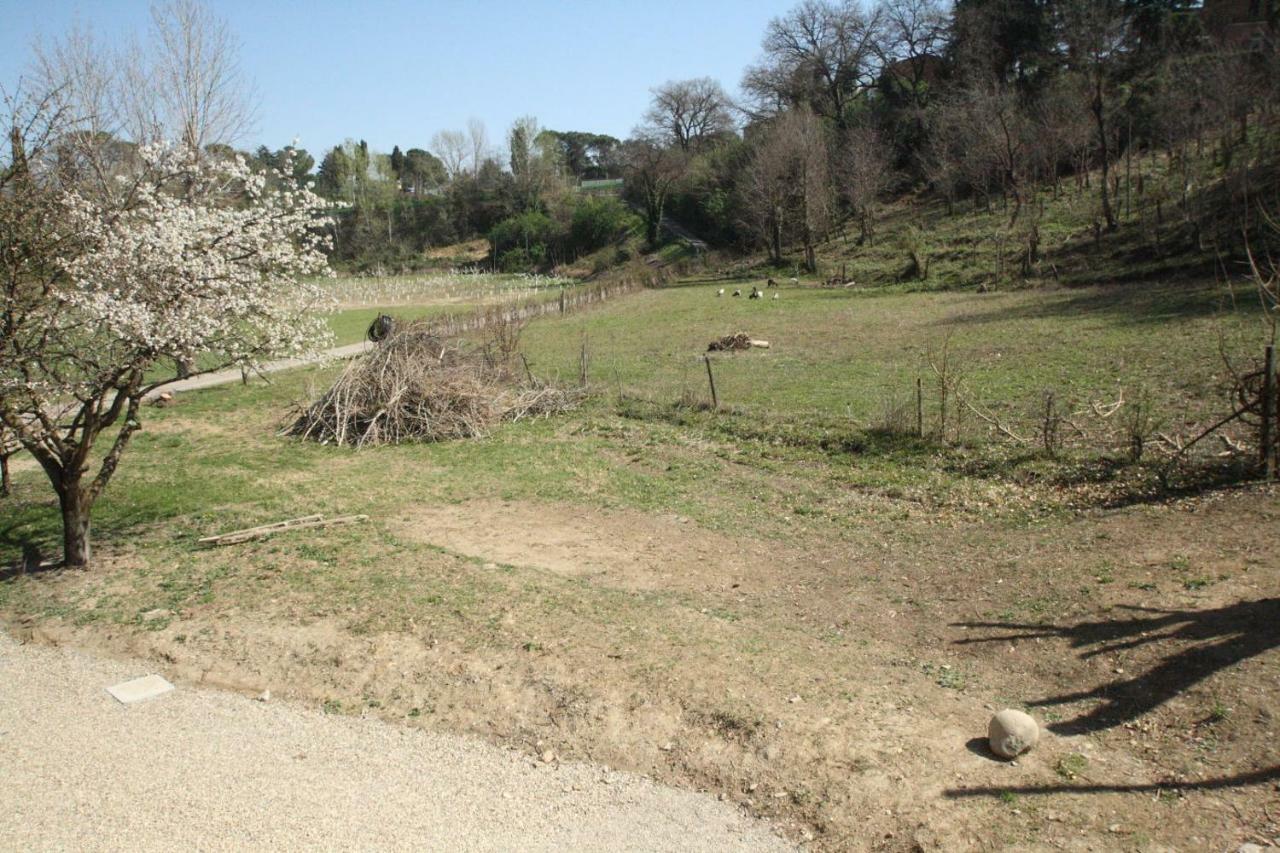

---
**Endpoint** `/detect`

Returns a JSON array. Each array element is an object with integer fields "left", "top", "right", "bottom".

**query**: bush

[
  {"left": 570, "top": 196, "right": 637, "bottom": 256},
  {"left": 489, "top": 211, "right": 558, "bottom": 270}
]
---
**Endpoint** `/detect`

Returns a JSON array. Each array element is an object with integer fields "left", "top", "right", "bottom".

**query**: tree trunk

[
  {"left": 58, "top": 485, "right": 91, "bottom": 567},
  {"left": 646, "top": 196, "right": 662, "bottom": 248},
  {"left": 0, "top": 453, "right": 9, "bottom": 497},
  {"left": 1092, "top": 73, "right": 1116, "bottom": 232}
]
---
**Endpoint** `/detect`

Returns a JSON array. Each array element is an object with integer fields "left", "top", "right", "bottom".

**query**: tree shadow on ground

[
  {"left": 936, "top": 278, "right": 1240, "bottom": 329},
  {"left": 945, "top": 764, "right": 1280, "bottom": 799},
  {"left": 0, "top": 520, "right": 58, "bottom": 581},
  {"left": 952, "top": 599, "right": 1280, "bottom": 736}
]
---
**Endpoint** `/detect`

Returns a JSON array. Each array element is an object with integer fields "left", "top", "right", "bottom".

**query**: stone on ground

[
  {"left": 106, "top": 674, "right": 175, "bottom": 705},
  {"left": 988, "top": 709, "right": 1039, "bottom": 759}
]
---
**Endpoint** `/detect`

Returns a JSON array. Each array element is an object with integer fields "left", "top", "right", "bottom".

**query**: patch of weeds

[
  {"left": 1207, "top": 701, "right": 1230, "bottom": 723},
  {"left": 999, "top": 791, "right": 1019, "bottom": 805},
  {"left": 408, "top": 707, "right": 422, "bottom": 718},
  {"left": 846, "top": 755, "right": 873, "bottom": 773},
  {"left": 1055, "top": 753, "right": 1089, "bottom": 780},
  {"left": 296, "top": 543, "right": 339, "bottom": 566},
  {"left": 522, "top": 640, "right": 544, "bottom": 652},
  {"left": 922, "top": 662, "right": 966, "bottom": 690},
  {"left": 705, "top": 607, "right": 741, "bottom": 622},
  {"left": 1129, "top": 581, "right": 1157, "bottom": 591},
  {"left": 1169, "top": 554, "right": 1191, "bottom": 571},
  {"left": 1182, "top": 577, "right": 1211, "bottom": 590},
  {"left": 322, "top": 699, "right": 343, "bottom": 715},
  {"left": 701, "top": 709, "right": 762, "bottom": 743}
]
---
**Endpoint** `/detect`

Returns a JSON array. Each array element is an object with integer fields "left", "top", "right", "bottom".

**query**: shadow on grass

[
  {"left": 615, "top": 397, "right": 939, "bottom": 459},
  {"left": 946, "top": 450, "right": 1264, "bottom": 511},
  {"left": 0, "top": 511, "right": 60, "bottom": 580},
  {"left": 938, "top": 278, "right": 1239, "bottom": 328},
  {"left": 952, "top": 598, "right": 1280, "bottom": 736}
]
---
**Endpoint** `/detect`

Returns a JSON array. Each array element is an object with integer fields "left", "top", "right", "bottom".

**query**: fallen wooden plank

[
  {"left": 197, "top": 514, "right": 323, "bottom": 543},
  {"left": 199, "top": 514, "right": 367, "bottom": 546}
]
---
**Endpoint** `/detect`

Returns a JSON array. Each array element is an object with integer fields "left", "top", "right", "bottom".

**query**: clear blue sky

[{"left": 0, "top": 0, "right": 785, "bottom": 159}]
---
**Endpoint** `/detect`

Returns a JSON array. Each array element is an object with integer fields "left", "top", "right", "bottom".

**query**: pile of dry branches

[
  {"left": 707, "top": 333, "right": 754, "bottom": 352},
  {"left": 285, "top": 322, "right": 581, "bottom": 447}
]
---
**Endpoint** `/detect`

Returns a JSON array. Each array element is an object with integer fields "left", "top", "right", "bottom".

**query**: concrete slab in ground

[{"left": 106, "top": 674, "right": 174, "bottom": 705}]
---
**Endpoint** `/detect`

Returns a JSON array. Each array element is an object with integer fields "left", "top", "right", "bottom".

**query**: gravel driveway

[{"left": 0, "top": 632, "right": 796, "bottom": 852}]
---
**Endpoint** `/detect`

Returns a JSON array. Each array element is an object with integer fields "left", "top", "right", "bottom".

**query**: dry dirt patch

[{"left": 393, "top": 499, "right": 783, "bottom": 592}]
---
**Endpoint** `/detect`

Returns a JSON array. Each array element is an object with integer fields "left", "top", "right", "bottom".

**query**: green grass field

[
  {"left": 521, "top": 277, "right": 1258, "bottom": 435},
  {"left": 3, "top": 271, "right": 1265, "bottom": 565}
]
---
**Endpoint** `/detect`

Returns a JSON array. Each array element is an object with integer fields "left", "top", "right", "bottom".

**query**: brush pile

[
  {"left": 707, "top": 333, "right": 770, "bottom": 352},
  {"left": 707, "top": 333, "right": 753, "bottom": 352},
  {"left": 286, "top": 321, "right": 581, "bottom": 447}
]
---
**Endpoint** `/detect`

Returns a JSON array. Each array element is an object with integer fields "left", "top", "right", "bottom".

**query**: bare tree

[
  {"left": 467, "top": 117, "right": 489, "bottom": 176},
  {"left": 837, "top": 125, "right": 891, "bottom": 243},
  {"left": 34, "top": 1, "right": 254, "bottom": 158},
  {"left": 621, "top": 133, "right": 688, "bottom": 248},
  {"left": 146, "top": 0, "right": 255, "bottom": 152},
  {"left": 431, "top": 129, "right": 469, "bottom": 180},
  {"left": 878, "top": 0, "right": 948, "bottom": 109},
  {"left": 739, "top": 107, "right": 832, "bottom": 270},
  {"left": 742, "top": 0, "right": 885, "bottom": 127},
  {"left": 643, "top": 78, "right": 736, "bottom": 152},
  {"left": 1056, "top": 1, "right": 1134, "bottom": 232},
  {"left": 926, "top": 81, "right": 1036, "bottom": 222}
]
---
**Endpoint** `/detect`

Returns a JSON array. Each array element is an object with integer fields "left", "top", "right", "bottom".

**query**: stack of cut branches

[
  {"left": 285, "top": 322, "right": 581, "bottom": 447},
  {"left": 708, "top": 333, "right": 770, "bottom": 352}
]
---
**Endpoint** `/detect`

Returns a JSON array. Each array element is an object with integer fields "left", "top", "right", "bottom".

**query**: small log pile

[
  {"left": 285, "top": 322, "right": 582, "bottom": 447},
  {"left": 707, "top": 333, "right": 771, "bottom": 352}
]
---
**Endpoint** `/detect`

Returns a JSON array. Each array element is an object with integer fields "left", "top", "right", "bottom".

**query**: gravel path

[
  {"left": 146, "top": 341, "right": 373, "bottom": 398},
  {"left": 0, "top": 632, "right": 796, "bottom": 852}
]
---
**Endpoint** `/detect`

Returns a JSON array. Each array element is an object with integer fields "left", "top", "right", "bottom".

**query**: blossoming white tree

[{"left": 0, "top": 117, "right": 332, "bottom": 567}]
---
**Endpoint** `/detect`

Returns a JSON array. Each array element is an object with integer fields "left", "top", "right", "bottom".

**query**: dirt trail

[{"left": 0, "top": 630, "right": 795, "bottom": 852}]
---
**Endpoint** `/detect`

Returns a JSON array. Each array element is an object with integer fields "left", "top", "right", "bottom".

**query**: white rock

[
  {"left": 106, "top": 674, "right": 174, "bottom": 705},
  {"left": 988, "top": 709, "right": 1039, "bottom": 759}
]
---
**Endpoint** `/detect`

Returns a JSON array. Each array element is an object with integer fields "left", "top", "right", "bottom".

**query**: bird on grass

[
  {"left": 717, "top": 288, "right": 725, "bottom": 297},
  {"left": 772, "top": 292, "right": 780, "bottom": 300},
  {"left": 748, "top": 286, "right": 762, "bottom": 300},
  {"left": 732, "top": 289, "right": 742, "bottom": 297}
]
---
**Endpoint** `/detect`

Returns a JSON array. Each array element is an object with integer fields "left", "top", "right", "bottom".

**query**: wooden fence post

[
  {"left": 1264, "top": 344, "right": 1276, "bottom": 480},
  {"left": 704, "top": 355, "right": 719, "bottom": 410},
  {"left": 916, "top": 377, "right": 923, "bottom": 438}
]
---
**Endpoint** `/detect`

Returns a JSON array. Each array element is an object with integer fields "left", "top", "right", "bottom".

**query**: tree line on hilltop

[{"left": 283, "top": 0, "right": 1279, "bottom": 275}]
